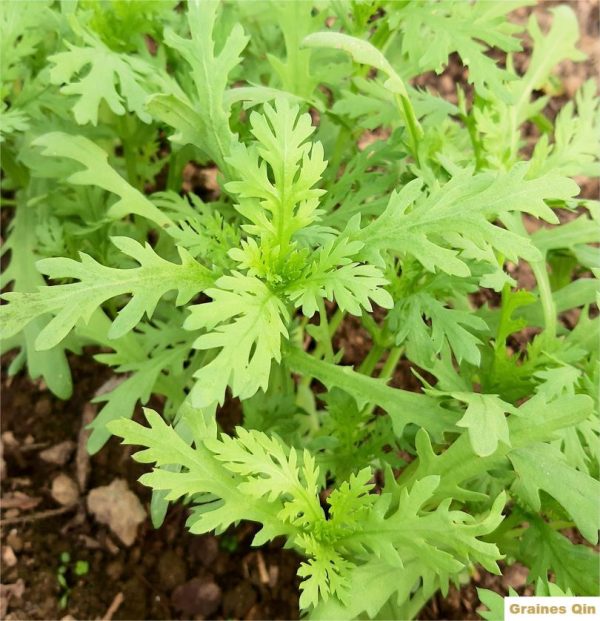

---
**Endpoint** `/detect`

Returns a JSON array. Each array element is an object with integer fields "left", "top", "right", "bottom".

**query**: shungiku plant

[{"left": 1, "top": 0, "right": 599, "bottom": 618}]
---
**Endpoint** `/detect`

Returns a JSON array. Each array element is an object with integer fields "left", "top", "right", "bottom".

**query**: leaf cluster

[{"left": 1, "top": 1, "right": 598, "bottom": 618}]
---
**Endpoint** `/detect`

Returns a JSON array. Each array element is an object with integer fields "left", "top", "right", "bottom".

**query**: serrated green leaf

[
  {"left": 185, "top": 273, "right": 288, "bottom": 407},
  {"left": 509, "top": 442, "right": 600, "bottom": 544},
  {"left": 47, "top": 15, "right": 176, "bottom": 125},
  {"left": 358, "top": 165, "right": 577, "bottom": 277},
  {"left": 286, "top": 348, "right": 455, "bottom": 439},
  {"left": 160, "top": 0, "right": 248, "bottom": 170},
  {"left": 288, "top": 236, "right": 393, "bottom": 317},
  {"left": 519, "top": 518, "right": 600, "bottom": 596},
  {"left": 33, "top": 132, "right": 173, "bottom": 227},
  {"left": 225, "top": 98, "right": 326, "bottom": 251},
  {"left": 1, "top": 237, "right": 212, "bottom": 349},
  {"left": 455, "top": 393, "right": 513, "bottom": 457}
]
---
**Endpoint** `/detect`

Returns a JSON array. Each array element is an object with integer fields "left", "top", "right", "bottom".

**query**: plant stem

[
  {"left": 123, "top": 141, "right": 139, "bottom": 189},
  {"left": 316, "top": 298, "right": 335, "bottom": 362},
  {"left": 359, "top": 346, "right": 403, "bottom": 419},
  {"left": 531, "top": 259, "right": 557, "bottom": 339},
  {"left": 380, "top": 346, "right": 403, "bottom": 380},
  {"left": 358, "top": 344, "right": 384, "bottom": 375},
  {"left": 298, "top": 309, "right": 344, "bottom": 391},
  {"left": 395, "top": 93, "right": 424, "bottom": 166},
  {"left": 505, "top": 214, "right": 557, "bottom": 339}
]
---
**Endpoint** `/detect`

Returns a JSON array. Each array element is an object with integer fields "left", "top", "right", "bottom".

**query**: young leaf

[
  {"left": 454, "top": 393, "right": 514, "bottom": 457},
  {"left": 286, "top": 348, "right": 455, "bottom": 440},
  {"left": 390, "top": 288, "right": 487, "bottom": 366},
  {"left": 509, "top": 442, "right": 600, "bottom": 544},
  {"left": 48, "top": 18, "right": 169, "bottom": 125},
  {"left": 389, "top": 1, "right": 527, "bottom": 100},
  {"left": 518, "top": 518, "right": 600, "bottom": 596},
  {"left": 225, "top": 98, "right": 326, "bottom": 251},
  {"left": 185, "top": 273, "right": 288, "bottom": 407},
  {"left": 530, "top": 80, "right": 600, "bottom": 178},
  {"left": 359, "top": 165, "right": 578, "bottom": 277},
  {"left": 1, "top": 237, "right": 212, "bottom": 349},
  {"left": 33, "top": 133, "right": 174, "bottom": 227},
  {"left": 0, "top": 195, "right": 72, "bottom": 398},
  {"left": 152, "top": 0, "right": 249, "bottom": 170},
  {"left": 288, "top": 236, "right": 393, "bottom": 317}
]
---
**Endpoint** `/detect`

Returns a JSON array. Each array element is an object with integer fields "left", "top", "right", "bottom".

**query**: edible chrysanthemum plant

[{"left": 1, "top": 0, "right": 599, "bottom": 619}]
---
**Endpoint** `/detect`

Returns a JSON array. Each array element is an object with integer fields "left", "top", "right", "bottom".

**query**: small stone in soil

[
  {"left": 39, "top": 441, "right": 76, "bottom": 466},
  {"left": 50, "top": 474, "right": 79, "bottom": 506},
  {"left": 106, "top": 560, "right": 124, "bottom": 581},
  {"left": 222, "top": 582, "right": 258, "bottom": 620},
  {"left": 190, "top": 535, "right": 219, "bottom": 567},
  {"left": 502, "top": 563, "right": 529, "bottom": 590},
  {"left": 33, "top": 398, "right": 52, "bottom": 417},
  {"left": 87, "top": 478, "right": 146, "bottom": 547},
  {"left": 0, "top": 440, "right": 6, "bottom": 481},
  {"left": 172, "top": 577, "right": 222, "bottom": 618},
  {"left": 6, "top": 531, "right": 22, "bottom": 552},
  {"left": 1, "top": 432, "right": 17, "bottom": 449},
  {"left": 121, "top": 577, "right": 148, "bottom": 619},
  {"left": 2, "top": 546, "right": 17, "bottom": 567},
  {"left": 158, "top": 549, "right": 187, "bottom": 592}
]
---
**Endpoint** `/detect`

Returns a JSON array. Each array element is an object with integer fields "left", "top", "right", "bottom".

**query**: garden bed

[{"left": 1, "top": 1, "right": 598, "bottom": 620}]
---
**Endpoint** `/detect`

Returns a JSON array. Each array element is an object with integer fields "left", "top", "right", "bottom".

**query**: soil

[{"left": 1, "top": 2, "right": 598, "bottom": 620}]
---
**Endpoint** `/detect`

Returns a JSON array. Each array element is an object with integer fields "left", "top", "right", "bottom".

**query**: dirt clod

[
  {"left": 2, "top": 546, "right": 17, "bottom": 568},
  {"left": 172, "top": 577, "right": 222, "bottom": 618},
  {"left": 5, "top": 531, "right": 22, "bottom": 552},
  {"left": 190, "top": 535, "right": 219, "bottom": 568},
  {"left": 222, "top": 582, "right": 258, "bottom": 619},
  {"left": 0, "top": 580, "right": 25, "bottom": 618},
  {"left": 50, "top": 474, "right": 79, "bottom": 507},
  {"left": 0, "top": 440, "right": 6, "bottom": 481},
  {"left": 87, "top": 479, "right": 146, "bottom": 547},
  {"left": 34, "top": 398, "right": 51, "bottom": 417},
  {"left": 40, "top": 441, "right": 76, "bottom": 466},
  {"left": 158, "top": 550, "right": 188, "bottom": 592}
]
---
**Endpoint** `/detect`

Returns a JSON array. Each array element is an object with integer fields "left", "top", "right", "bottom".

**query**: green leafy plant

[{"left": 1, "top": 1, "right": 598, "bottom": 619}]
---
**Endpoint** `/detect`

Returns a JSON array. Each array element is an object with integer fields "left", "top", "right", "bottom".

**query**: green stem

[
  {"left": 123, "top": 143, "right": 139, "bottom": 189},
  {"left": 458, "top": 91, "right": 484, "bottom": 172},
  {"left": 380, "top": 346, "right": 403, "bottom": 380},
  {"left": 166, "top": 149, "right": 182, "bottom": 192},
  {"left": 359, "top": 346, "right": 403, "bottom": 419},
  {"left": 358, "top": 345, "right": 384, "bottom": 376},
  {"left": 118, "top": 116, "right": 139, "bottom": 188},
  {"left": 328, "top": 125, "right": 353, "bottom": 178},
  {"left": 298, "top": 309, "right": 345, "bottom": 391},
  {"left": 403, "top": 579, "right": 440, "bottom": 621},
  {"left": 316, "top": 298, "right": 335, "bottom": 362},
  {"left": 294, "top": 308, "right": 344, "bottom": 419},
  {"left": 395, "top": 93, "right": 424, "bottom": 165},
  {"left": 505, "top": 214, "right": 557, "bottom": 339},
  {"left": 531, "top": 260, "right": 557, "bottom": 339},
  {"left": 314, "top": 308, "right": 344, "bottom": 358},
  {"left": 361, "top": 313, "right": 382, "bottom": 343}
]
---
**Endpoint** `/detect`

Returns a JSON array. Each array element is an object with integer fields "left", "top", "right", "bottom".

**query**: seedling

[
  {"left": 1, "top": 1, "right": 598, "bottom": 618},
  {"left": 57, "top": 552, "right": 89, "bottom": 609}
]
